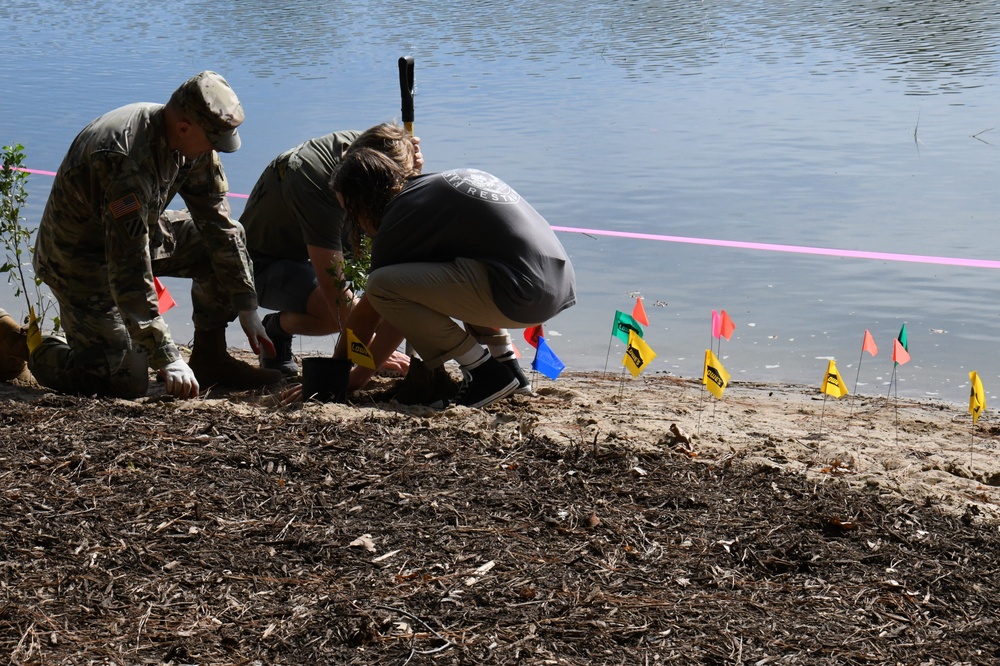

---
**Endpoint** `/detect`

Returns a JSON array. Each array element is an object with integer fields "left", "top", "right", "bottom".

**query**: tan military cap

[{"left": 170, "top": 71, "right": 245, "bottom": 153}]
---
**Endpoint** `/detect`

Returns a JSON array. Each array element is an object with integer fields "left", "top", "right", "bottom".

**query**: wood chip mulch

[{"left": 2, "top": 390, "right": 999, "bottom": 665}]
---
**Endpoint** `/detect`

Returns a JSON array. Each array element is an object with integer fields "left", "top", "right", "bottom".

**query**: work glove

[
  {"left": 162, "top": 358, "right": 199, "bottom": 399},
  {"left": 239, "top": 309, "right": 276, "bottom": 358},
  {"left": 26, "top": 306, "right": 42, "bottom": 354}
]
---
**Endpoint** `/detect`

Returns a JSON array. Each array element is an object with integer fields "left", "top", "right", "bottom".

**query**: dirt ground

[{"left": 2, "top": 357, "right": 999, "bottom": 665}]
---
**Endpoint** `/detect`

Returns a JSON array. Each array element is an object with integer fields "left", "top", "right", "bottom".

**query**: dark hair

[
  {"left": 333, "top": 147, "right": 409, "bottom": 239},
  {"left": 333, "top": 123, "right": 419, "bottom": 254}
]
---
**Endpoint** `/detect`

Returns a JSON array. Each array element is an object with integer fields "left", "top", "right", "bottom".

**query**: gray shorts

[{"left": 252, "top": 255, "right": 317, "bottom": 314}]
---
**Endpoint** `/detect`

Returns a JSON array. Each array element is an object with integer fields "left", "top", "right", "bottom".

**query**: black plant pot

[{"left": 300, "top": 357, "right": 352, "bottom": 403}]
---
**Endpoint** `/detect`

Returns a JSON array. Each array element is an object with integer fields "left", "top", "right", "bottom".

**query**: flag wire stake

[
  {"left": 969, "top": 418, "right": 974, "bottom": 472},
  {"left": 820, "top": 392, "right": 827, "bottom": 435},
  {"left": 850, "top": 346, "right": 865, "bottom": 418},
  {"left": 891, "top": 370, "right": 900, "bottom": 447},
  {"left": 603, "top": 335, "right": 614, "bottom": 377}
]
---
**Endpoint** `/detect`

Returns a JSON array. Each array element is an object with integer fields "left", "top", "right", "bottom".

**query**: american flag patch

[{"left": 109, "top": 193, "right": 141, "bottom": 219}]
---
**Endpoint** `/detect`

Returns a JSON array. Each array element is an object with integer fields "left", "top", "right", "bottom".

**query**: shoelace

[{"left": 453, "top": 367, "right": 473, "bottom": 401}]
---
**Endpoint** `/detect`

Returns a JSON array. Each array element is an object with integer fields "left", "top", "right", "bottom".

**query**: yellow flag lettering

[
  {"left": 346, "top": 329, "right": 377, "bottom": 369},
  {"left": 702, "top": 349, "right": 730, "bottom": 399},
  {"left": 820, "top": 359, "right": 848, "bottom": 398},
  {"left": 622, "top": 329, "right": 656, "bottom": 378}
]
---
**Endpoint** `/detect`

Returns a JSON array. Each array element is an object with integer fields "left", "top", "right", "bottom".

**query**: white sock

[
  {"left": 489, "top": 344, "right": 514, "bottom": 359},
  {"left": 456, "top": 346, "right": 489, "bottom": 368}
]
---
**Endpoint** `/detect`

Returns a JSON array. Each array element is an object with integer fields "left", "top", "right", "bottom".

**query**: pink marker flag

[
  {"left": 711, "top": 310, "right": 721, "bottom": 339},
  {"left": 154, "top": 277, "right": 176, "bottom": 313},
  {"left": 862, "top": 329, "right": 878, "bottom": 357},
  {"left": 631, "top": 296, "right": 650, "bottom": 326},
  {"left": 719, "top": 310, "right": 736, "bottom": 340},
  {"left": 893, "top": 338, "right": 911, "bottom": 365}
]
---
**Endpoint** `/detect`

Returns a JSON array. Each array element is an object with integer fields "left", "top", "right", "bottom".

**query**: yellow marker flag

[
  {"left": 702, "top": 349, "right": 730, "bottom": 399},
  {"left": 26, "top": 306, "right": 42, "bottom": 354},
  {"left": 623, "top": 328, "right": 656, "bottom": 377},
  {"left": 820, "top": 359, "right": 848, "bottom": 398},
  {"left": 969, "top": 370, "right": 986, "bottom": 424},
  {"left": 346, "top": 328, "right": 376, "bottom": 369}
]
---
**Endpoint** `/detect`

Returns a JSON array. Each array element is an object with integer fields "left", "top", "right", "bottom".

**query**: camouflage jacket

[{"left": 33, "top": 103, "right": 257, "bottom": 369}]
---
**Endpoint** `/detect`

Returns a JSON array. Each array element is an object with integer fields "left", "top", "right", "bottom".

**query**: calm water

[{"left": 2, "top": 0, "right": 999, "bottom": 404}]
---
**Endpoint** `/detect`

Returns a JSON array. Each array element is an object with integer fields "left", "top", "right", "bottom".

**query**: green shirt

[{"left": 243, "top": 130, "right": 361, "bottom": 260}]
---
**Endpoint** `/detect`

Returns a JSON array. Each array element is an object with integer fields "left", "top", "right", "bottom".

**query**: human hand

[
  {"left": 162, "top": 358, "right": 199, "bottom": 398},
  {"left": 238, "top": 309, "right": 276, "bottom": 357},
  {"left": 279, "top": 383, "right": 303, "bottom": 408},
  {"left": 381, "top": 350, "right": 410, "bottom": 377},
  {"left": 412, "top": 135, "right": 424, "bottom": 173}
]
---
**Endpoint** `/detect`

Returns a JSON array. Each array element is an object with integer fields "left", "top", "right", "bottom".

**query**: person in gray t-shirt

[{"left": 332, "top": 145, "right": 576, "bottom": 409}]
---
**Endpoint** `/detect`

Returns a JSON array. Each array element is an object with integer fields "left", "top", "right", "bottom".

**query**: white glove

[
  {"left": 239, "top": 309, "right": 276, "bottom": 357},
  {"left": 162, "top": 358, "right": 199, "bottom": 399}
]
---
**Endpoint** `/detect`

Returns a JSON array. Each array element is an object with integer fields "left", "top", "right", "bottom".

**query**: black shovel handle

[{"left": 398, "top": 55, "right": 415, "bottom": 132}]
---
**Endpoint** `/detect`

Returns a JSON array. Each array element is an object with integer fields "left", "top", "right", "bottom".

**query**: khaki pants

[{"left": 366, "top": 258, "right": 529, "bottom": 368}]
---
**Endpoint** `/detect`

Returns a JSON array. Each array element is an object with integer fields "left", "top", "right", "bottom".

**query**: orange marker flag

[
  {"left": 631, "top": 296, "right": 650, "bottom": 326},
  {"left": 719, "top": 309, "right": 736, "bottom": 341},
  {"left": 862, "top": 329, "right": 878, "bottom": 356},
  {"left": 154, "top": 277, "right": 176, "bottom": 313},
  {"left": 524, "top": 324, "right": 544, "bottom": 349},
  {"left": 892, "top": 338, "right": 910, "bottom": 365}
]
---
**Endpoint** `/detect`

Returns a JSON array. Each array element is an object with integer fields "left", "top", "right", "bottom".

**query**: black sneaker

[
  {"left": 452, "top": 354, "right": 519, "bottom": 408},
  {"left": 261, "top": 313, "right": 299, "bottom": 377},
  {"left": 498, "top": 353, "right": 532, "bottom": 393}
]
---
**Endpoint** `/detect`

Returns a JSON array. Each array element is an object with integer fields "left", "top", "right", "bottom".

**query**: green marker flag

[
  {"left": 894, "top": 324, "right": 908, "bottom": 366},
  {"left": 612, "top": 310, "right": 644, "bottom": 344}
]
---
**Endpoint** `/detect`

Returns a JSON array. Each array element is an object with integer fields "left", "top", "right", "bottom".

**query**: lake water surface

[{"left": 2, "top": 1, "right": 999, "bottom": 404}]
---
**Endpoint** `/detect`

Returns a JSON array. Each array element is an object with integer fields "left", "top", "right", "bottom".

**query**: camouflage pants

[{"left": 30, "top": 210, "right": 239, "bottom": 398}]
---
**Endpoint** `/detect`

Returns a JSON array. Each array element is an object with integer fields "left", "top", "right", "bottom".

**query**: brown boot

[
  {"left": 0, "top": 308, "right": 30, "bottom": 382},
  {"left": 188, "top": 327, "right": 282, "bottom": 390}
]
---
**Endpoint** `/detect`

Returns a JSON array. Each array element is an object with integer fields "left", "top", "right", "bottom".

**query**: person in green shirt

[{"left": 242, "top": 124, "right": 418, "bottom": 383}]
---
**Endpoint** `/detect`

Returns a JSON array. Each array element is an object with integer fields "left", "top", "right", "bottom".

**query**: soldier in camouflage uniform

[{"left": 26, "top": 71, "right": 282, "bottom": 399}]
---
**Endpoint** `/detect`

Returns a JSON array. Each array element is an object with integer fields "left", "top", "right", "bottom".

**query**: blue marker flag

[{"left": 532, "top": 337, "right": 565, "bottom": 380}]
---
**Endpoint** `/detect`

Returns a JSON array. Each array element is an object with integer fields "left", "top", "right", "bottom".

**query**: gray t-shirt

[{"left": 372, "top": 169, "right": 576, "bottom": 322}]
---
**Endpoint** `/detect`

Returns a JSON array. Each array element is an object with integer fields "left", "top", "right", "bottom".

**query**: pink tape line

[
  {"left": 16, "top": 168, "right": 998, "bottom": 269},
  {"left": 551, "top": 226, "right": 1000, "bottom": 270},
  {"left": 16, "top": 166, "right": 249, "bottom": 199}
]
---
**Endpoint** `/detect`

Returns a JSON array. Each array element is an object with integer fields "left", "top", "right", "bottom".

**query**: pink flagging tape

[
  {"left": 550, "top": 225, "right": 1000, "bottom": 270},
  {"left": 15, "top": 167, "right": 249, "bottom": 198},
  {"left": 13, "top": 167, "right": 998, "bottom": 269}
]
